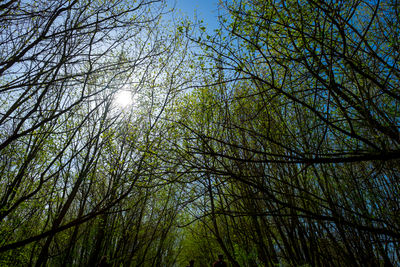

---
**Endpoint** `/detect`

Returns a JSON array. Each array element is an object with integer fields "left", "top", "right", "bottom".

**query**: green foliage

[
  {"left": 170, "top": 0, "right": 400, "bottom": 266},
  {"left": 1, "top": 0, "right": 400, "bottom": 266}
]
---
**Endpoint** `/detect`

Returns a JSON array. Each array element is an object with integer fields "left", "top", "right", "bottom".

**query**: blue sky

[{"left": 166, "top": 0, "right": 221, "bottom": 30}]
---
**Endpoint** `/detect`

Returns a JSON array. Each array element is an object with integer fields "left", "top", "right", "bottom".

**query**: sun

[{"left": 114, "top": 90, "right": 133, "bottom": 108}]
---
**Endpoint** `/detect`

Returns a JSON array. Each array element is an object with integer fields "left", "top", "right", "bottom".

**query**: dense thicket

[
  {"left": 1, "top": 0, "right": 399, "bottom": 266},
  {"left": 172, "top": 0, "right": 400, "bottom": 266},
  {"left": 0, "top": 0, "right": 189, "bottom": 265}
]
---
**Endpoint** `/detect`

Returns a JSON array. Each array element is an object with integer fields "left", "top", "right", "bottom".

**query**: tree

[
  {"left": 171, "top": 0, "right": 400, "bottom": 265},
  {"left": 0, "top": 0, "right": 190, "bottom": 265}
]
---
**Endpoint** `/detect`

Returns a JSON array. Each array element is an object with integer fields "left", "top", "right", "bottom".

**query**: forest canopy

[{"left": 0, "top": 0, "right": 399, "bottom": 266}]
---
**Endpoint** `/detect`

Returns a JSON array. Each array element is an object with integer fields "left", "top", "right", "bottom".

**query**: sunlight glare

[{"left": 114, "top": 90, "right": 133, "bottom": 108}]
